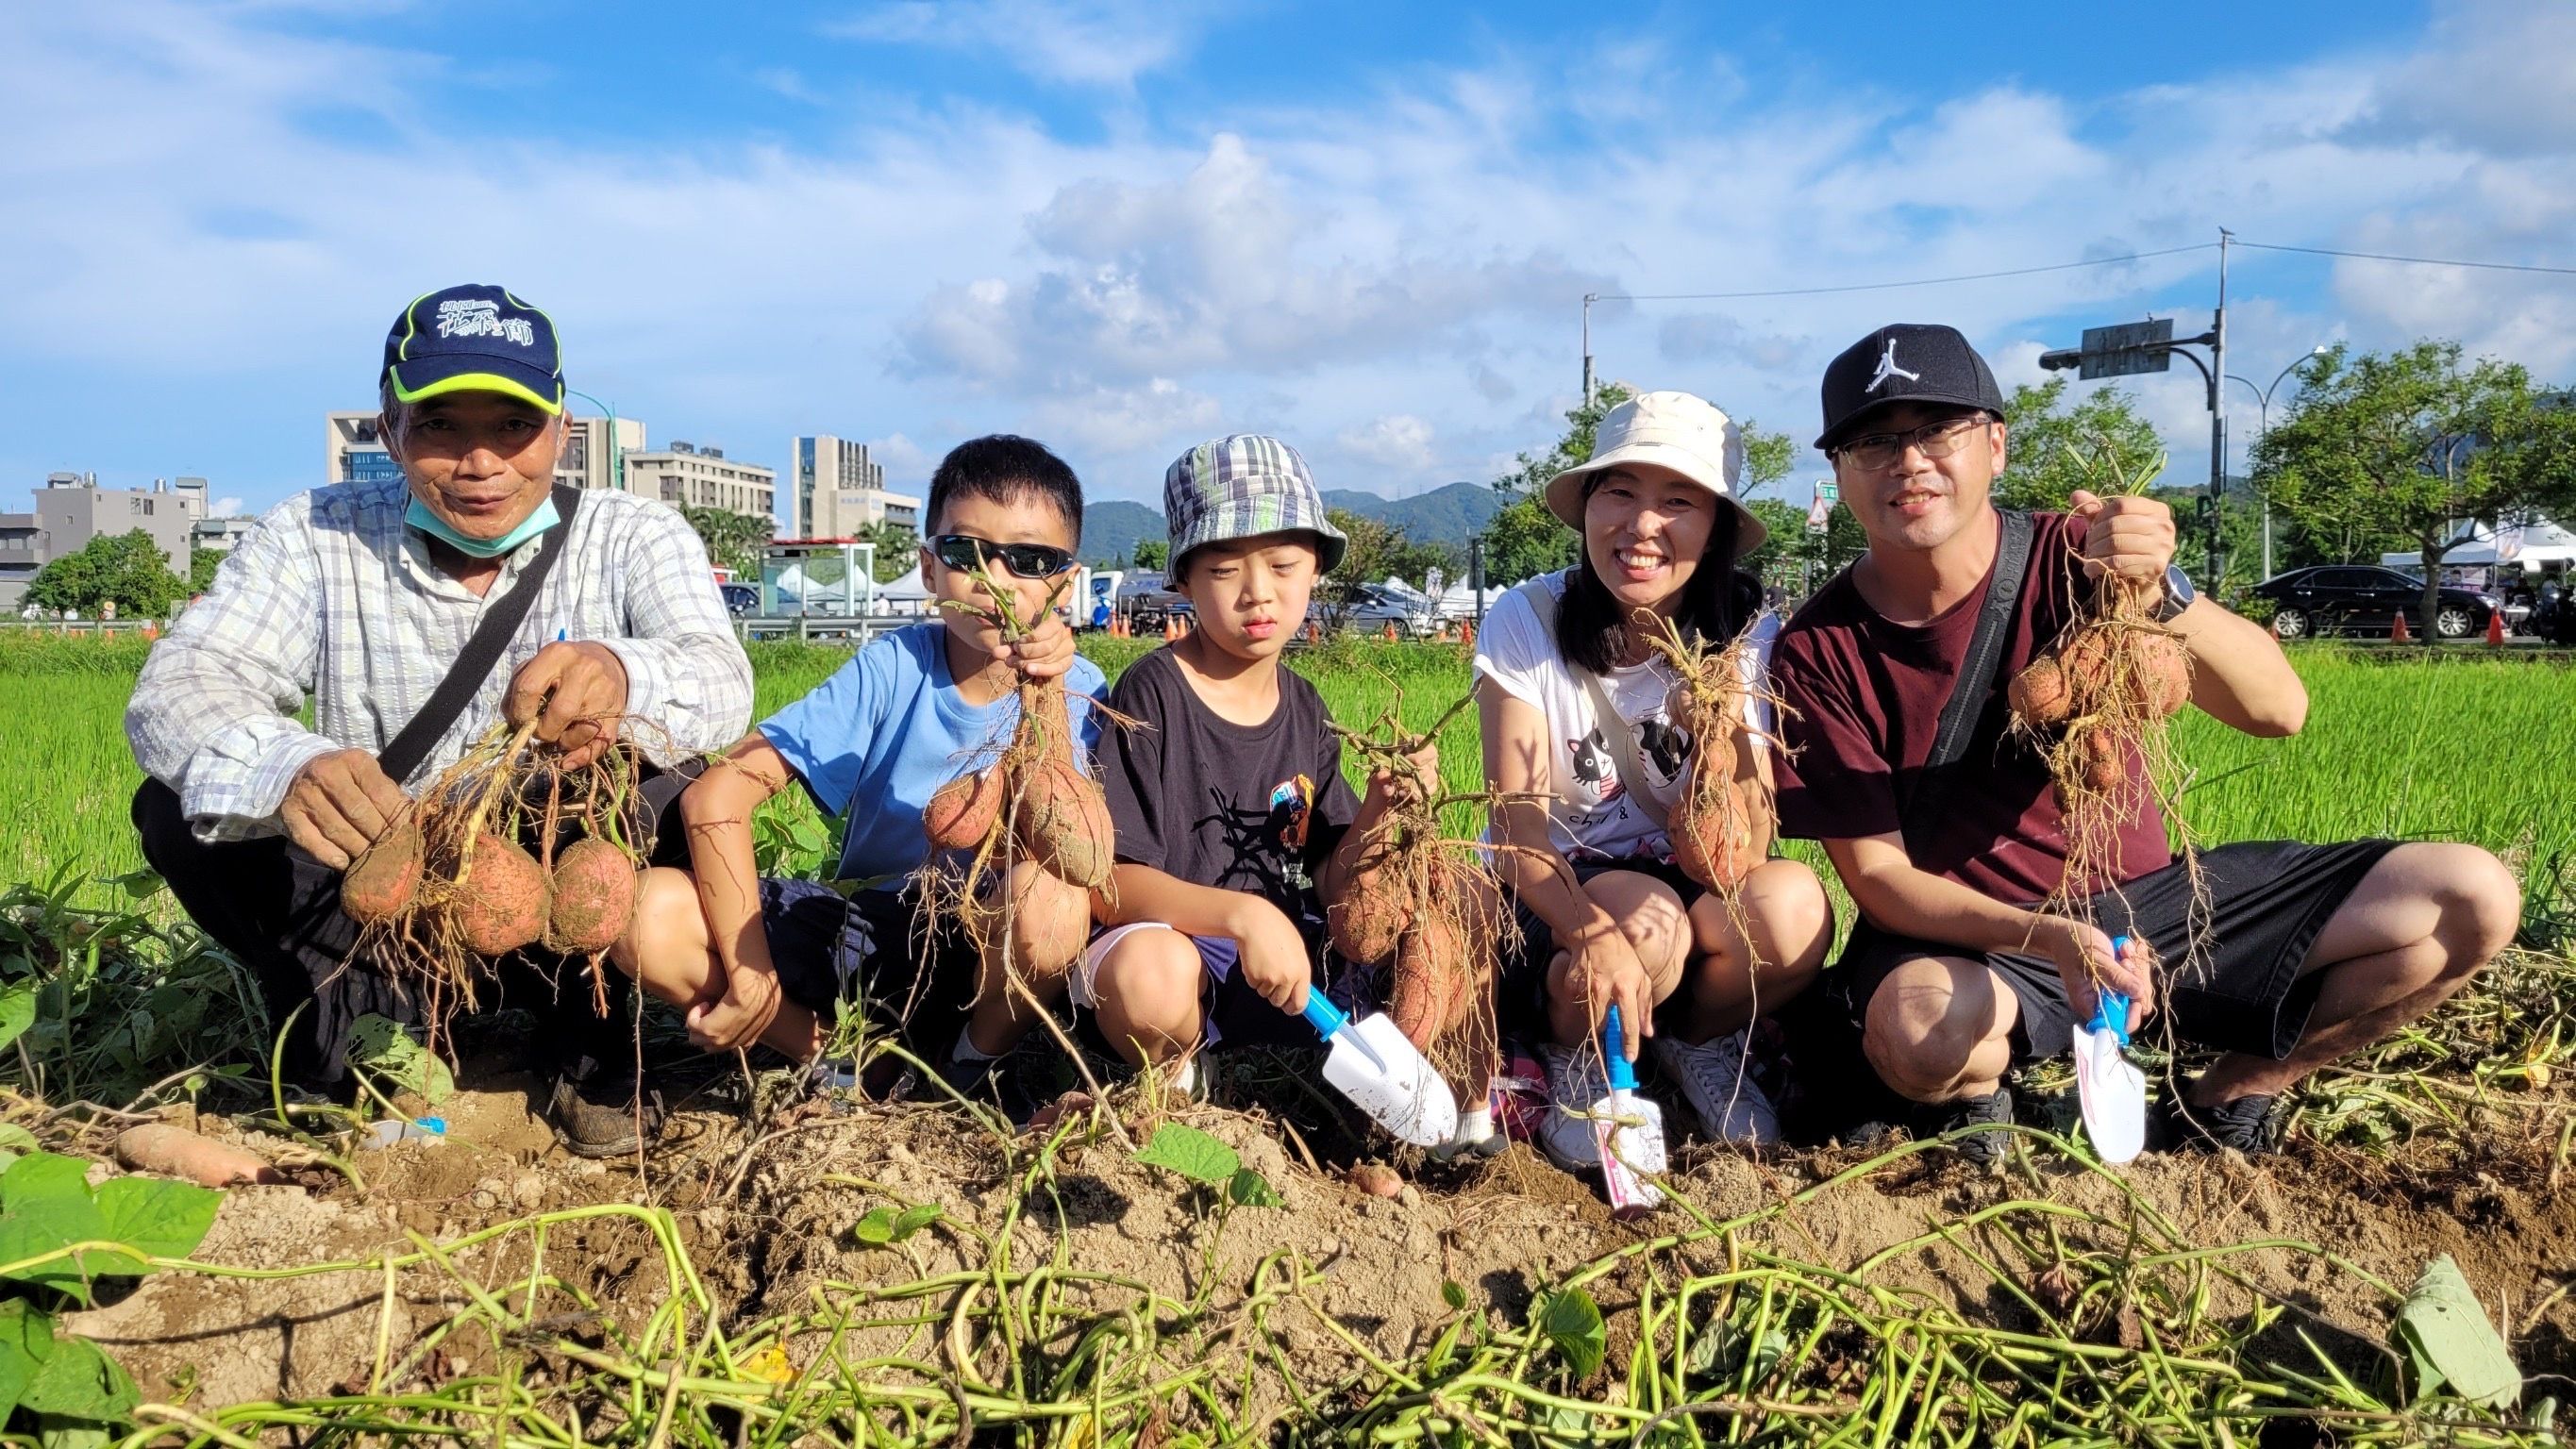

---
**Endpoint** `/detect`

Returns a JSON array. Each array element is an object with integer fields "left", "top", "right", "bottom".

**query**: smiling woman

[{"left": 1475, "top": 390, "right": 1832, "bottom": 1173}]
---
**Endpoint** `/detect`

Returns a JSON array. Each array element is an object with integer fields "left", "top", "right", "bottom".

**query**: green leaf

[
  {"left": 34, "top": 1414, "right": 117, "bottom": 1449},
  {"left": 0, "top": 1299, "right": 49, "bottom": 1420},
  {"left": 18, "top": 1333, "right": 135, "bottom": 1424},
  {"left": 853, "top": 1202, "right": 941, "bottom": 1247},
  {"left": 0, "top": 981, "right": 41, "bottom": 1053},
  {"left": 1224, "top": 1167, "right": 1282, "bottom": 1208},
  {"left": 0, "top": 1154, "right": 215, "bottom": 1301},
  {"left": 1440, "top": 1279, "right": 1467, "bottom": 1312},
  {"left": 346, "top": 1015, "right": 454, "bottom": 1106},
  {"left": 1535, "top": 1287, "right": 1606, "bottom": 1380},
  {"left": 2394, "top": 1254, "right": 2521, "bottom": 1409},
  {"left": 91, "top": 1176, "right": 219, "bottom": 1267},
  {"left": 0, "top": 1125, "right": 38, "bottom": 1154},
  {"left": 106, "top": 870, "right": 164, "bottom": 903},
  {"left": 1132, "top": 1124, "right": 1239, "bottom": 1188}
]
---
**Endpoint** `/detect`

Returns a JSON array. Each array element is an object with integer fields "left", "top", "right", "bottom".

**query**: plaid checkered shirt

[{"left": 126, "top": 477, "right": 754, "bottom": 841}]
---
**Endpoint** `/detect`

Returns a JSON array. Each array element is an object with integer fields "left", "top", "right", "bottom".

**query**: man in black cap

[
  {"left": 126, "top": 284, "right": 754, "bottom": 1156},
  {"left": 1768, "top": 324, "right": 2520, "bottom": 1160}
]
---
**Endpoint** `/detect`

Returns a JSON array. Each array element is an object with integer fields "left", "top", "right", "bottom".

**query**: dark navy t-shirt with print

[{"left": 1098, "top": 646, "right": 1361, "bottom": 938}]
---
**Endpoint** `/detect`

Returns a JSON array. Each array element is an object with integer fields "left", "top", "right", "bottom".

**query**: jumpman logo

[{"left": 1865, "top": 336, "right": 1920, "bottom": 393}]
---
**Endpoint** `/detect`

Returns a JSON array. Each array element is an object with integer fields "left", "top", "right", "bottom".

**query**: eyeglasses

[
  {"left": 929, "top": 533, "right": 1077, "bottom": 579},
  {"left": 1834, "top": 415, "right": 1991, "bottom": 471}
]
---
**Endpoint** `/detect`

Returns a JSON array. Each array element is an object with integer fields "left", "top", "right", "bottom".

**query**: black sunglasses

[{"left": 929, "top": 533, "right": 1077, "bottom": 579}]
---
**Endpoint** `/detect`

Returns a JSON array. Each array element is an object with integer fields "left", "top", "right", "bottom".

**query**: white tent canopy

[{"left": 2381, "top": 516, "right": 2576, "bottom": 574}]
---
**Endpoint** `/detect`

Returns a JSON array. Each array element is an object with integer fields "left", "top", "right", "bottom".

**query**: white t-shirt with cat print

[{"left": 1472, "top": 570, "right": 1779, "bottom": 864}]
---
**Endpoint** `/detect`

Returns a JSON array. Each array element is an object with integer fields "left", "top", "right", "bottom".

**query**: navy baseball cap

[
  {"left": 1815, "top": 323, "right": 2006, "bottom": 450},
  {"left": 381, "top": 284, "right": 564, "bottom": 415}
]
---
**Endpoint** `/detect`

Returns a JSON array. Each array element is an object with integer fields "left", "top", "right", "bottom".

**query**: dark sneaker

[
  {"left": 548, "top": 1071, "right": 663, "bottom": 1159},
  {"left": 1926, "top": 1090, "right": 2015, "bottom": 1167},
  {"left": 2152, "top": 1092, "right": 2280, "bottom": 1156}
]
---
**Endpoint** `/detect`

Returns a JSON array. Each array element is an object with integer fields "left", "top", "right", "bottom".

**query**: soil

[{"left": 56, "top": 1064, "right": 2576, "bottom": 1432}]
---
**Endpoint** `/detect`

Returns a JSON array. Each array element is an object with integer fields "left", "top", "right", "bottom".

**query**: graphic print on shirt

[
  {"left": 1268, "top": 774, "right": 1317, "bottom": 856},
  {"left": 1565, "top": 729, "right": 1620, "bottom": 802},
  {"left": 1639, "top": 717, "right": 1694, "bottom": 783}
]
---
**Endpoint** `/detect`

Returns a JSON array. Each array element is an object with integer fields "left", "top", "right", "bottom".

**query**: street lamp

[
  {"left": 2223, "top": 346, "right": 2329, "bottom": 579},
  {"left": 564, "top": 389, "right": 625, "bottom": 492}
]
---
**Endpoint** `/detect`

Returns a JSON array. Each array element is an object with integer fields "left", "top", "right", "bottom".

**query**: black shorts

[
  {"left": 759, "top": 879, "right": 976, "bottom": 1049},
  {"left": 1498, "top": 857, "right": 1704, "bottom": 1039},
  {"left": 1825, "top": 839, "right": 2398, "bottom": 1062}
]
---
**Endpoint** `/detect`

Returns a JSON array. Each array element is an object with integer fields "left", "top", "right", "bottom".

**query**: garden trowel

[
  {"left": 1593, "top": 1005, "right": 1667, "bottom": 1217},
  {"left": 2072, "top": 935, "right": 2147, "bottom": 1164},
  {"left": 1299, "top": 991, "right": 1458, "bottom": 1149}
]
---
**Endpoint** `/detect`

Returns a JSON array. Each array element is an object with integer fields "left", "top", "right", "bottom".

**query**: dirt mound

[{"left": 59, "top": 1077, "right": 2576, "bottom": 1436}]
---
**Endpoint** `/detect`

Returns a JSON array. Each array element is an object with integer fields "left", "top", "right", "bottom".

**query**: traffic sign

[{"left": 2078, "top": 319, "right": 2175, "bottom": 380}]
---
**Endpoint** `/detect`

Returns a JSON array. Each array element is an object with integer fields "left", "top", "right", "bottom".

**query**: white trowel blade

[
  {"left": 1321, "top": 1013, "right": 1459, "bottom": 1148},
  {"left": 2072, "top": 1023, "right": 2147, "bottom": 1164}
]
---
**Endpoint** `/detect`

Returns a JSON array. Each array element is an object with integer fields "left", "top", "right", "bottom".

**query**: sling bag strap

[
  {"left": 1511, "top": 579, "right": 1672, "bottom": 832},
  {"left": 378, "top": 483, "right": 584, "bottom": 785},
  {"left": 1900, "top": 507, "right": 2033, "bottom": 853}
]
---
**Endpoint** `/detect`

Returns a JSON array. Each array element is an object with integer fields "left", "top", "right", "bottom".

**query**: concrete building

[
  {"left": 785, "top": 435, "right": 919, "bottom": 538},
  {"left": 624, "top": 441, "right": 775, "bottom": 521},
  {"left": 192, "top": 516, "right": 258, "bottom": 553},
  {"left": 328, "top": 408, "right": 646, "bottom": 494},
  {"left": 0, "top": 473, "right": 207, "bottom": 608}
]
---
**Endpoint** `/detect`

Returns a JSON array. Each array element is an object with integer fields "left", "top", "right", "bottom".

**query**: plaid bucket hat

[{"left": 1163, "top": 434, "right": 1348, "bottom": 575}]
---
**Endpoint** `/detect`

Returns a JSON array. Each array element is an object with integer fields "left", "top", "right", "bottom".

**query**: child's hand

[
  {"left": 1229, "top": 899, "right": 1316, "bottom": 1013},
  {"left": 1366, "top": 740, "right": 1440, "bottom": 812},
  {"left": 998, "top": 612, "right": 1078, "bottom": 681},
  {"left": 687, "top": 966, "right": 783, "bottom": 1052}
]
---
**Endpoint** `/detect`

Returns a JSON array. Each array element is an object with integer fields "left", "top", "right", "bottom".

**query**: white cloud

[
  {"left": 1336, "top": 414, "right": 1436, "bottom": 473},
  {"left": 210, "top": 495, "right": 244, "bottom": 518},
  {"left": 825, "top": 0, "right": 1225, "bottom": 89}
]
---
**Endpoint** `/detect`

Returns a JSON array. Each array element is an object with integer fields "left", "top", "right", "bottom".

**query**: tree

[
  {"left": 860, "top": 520, "right": 917, "bottom": 584},
  {"left": 1131, "top": 538, "right": 1169, "bottom": 571},
  {"left": 1996, "top": 377, "right": 2167, "bottom": 512},
  {"left": 680, "top": 506, "right": 773, "bottom": 579},
  {"left": 26, "top": 530, "right": 187, "bottom": 617},
  {"left": 2253, "top": 341, "right": 2576, "bottom": 636},
  {"left": 1321, "top": 507, "right": 1450, "bottom": 623},
  {"left": 188, "top": 547, "right": 224, "bottom": 594}
]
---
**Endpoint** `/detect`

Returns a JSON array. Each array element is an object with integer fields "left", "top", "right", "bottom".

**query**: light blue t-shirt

[{"left": 760, "top": 622, "right": 1108, "bottom": 889}]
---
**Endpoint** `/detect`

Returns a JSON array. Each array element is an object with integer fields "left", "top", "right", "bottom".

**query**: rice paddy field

[{"left": 3, "top": 625, "right": 2574, "bottom": 1446}]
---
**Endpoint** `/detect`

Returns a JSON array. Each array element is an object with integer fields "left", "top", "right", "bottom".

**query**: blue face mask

[{"left": 405, "top": 495, "right": 560, "bottom": 558}]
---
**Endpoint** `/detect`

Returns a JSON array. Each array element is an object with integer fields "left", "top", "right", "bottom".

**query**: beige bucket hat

[{"left": 1543, "top": 390, "right": 1768, "bottom": 560}]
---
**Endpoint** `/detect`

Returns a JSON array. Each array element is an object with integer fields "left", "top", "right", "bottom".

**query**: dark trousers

[{"left": 132, "top": 767, "right": 695, "bottom": 1090}]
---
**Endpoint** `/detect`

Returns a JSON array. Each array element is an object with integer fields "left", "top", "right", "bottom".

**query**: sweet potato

[
  {"left": 2132, "top": 631, "right": 2192, "bottom": 718},
  {"left": 544, "top": 837, "right": 637, "bottom": 955},
  {"left": 1388, "top": 915, "right": 1464, "bottom": 1052},
  {"left": 2057, "top": 627, "right": 2116, "bottom": 706},
  {"left": 926, "top": 767, "right": 1005, "bottom": 851},
  {"left": 1015, "top": 756, "right": 1114, "bottom": 891},
  {"left": 114, "top": 1124, "right": 284, "bottom": 1187},
  {"left": 450, "top": 834, "right": 551, "bottom": 958},
  {"left": 1671, "top": 775, "right": 1761, "bottom": 892},
  {"left": 342, "top": 817, "right": 425, "bottom": 924},
  {"left": 1327, "top": 854, "right": 1409, "bottom": 966},
  {"left": 2007, "top": 656, "right": 2073, "bottom": 725},
  {"left": 1345, "top": 1162, "right": 1403, "bottom": 1198}
]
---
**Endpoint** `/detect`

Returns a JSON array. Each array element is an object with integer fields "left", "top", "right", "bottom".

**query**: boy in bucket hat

[
  {"left": 1767, "top": 323, "right": 2518, "bottom": 1162},
  {"left": 1079, "top": 436, "right": 1490, "bottom": 1150}
]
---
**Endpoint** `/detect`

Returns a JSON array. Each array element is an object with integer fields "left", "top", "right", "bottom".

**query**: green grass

[{"left": 6, "top": 632, "right": 2570, "bottom": 908}]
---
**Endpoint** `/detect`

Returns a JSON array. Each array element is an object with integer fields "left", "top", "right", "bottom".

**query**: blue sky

[{"left": 7, "top": 0, "right": 2574, "bottom": 522}]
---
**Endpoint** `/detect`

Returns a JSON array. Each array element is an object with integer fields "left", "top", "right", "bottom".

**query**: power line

[
  {"left": 1592, "top": 244, "right": 2216, "bottom": 303},
  {"left": 2233, "top": 240, "right": 2576, "bottom": 277}
]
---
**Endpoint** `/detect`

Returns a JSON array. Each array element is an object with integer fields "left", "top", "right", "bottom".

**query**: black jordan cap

[{"left": 1815, "top": 323, "right": 2006, "bottom": 450}]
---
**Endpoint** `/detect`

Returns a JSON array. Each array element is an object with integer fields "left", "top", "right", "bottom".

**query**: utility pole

[
  {"left": 2210, "top": 229, "right": 2230, "bottom": 584},
  {"left": 1581, "top": 293, "right": 1597, "bottom": 406}
]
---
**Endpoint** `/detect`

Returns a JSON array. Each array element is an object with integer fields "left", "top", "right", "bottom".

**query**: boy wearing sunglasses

[
  {"left": 610, "top": 436, "right": 1106, "bottom": 1114},
  {"left": 1076, "top": 436, "right": 1447, "bottom": 1107}
]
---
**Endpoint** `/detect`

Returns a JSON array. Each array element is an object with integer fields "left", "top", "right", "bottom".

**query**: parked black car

[
  {"left": 2248, "top": 566, "right": 2501, "bottom": 641},
  {"left": 719, "top": 583, "right": 761, "bottom": 617}
]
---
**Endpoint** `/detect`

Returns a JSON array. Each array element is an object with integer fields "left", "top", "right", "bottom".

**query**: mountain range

[{"left": 1079, "top": 480, "right": 1505, "bottom": 568}]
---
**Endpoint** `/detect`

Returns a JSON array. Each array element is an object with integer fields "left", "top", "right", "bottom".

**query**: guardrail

[{"left": 0, "top": 618, "right": 161, "bottom": 634}]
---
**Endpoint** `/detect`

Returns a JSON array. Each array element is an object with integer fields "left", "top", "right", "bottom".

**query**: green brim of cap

[{"left": 388, "top": 368, "right": 565, "bottom": 416}]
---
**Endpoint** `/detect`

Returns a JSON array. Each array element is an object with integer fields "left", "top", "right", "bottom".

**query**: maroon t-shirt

[{"left": 1772, "top": 511, "right": 2171, "bottom": 905}]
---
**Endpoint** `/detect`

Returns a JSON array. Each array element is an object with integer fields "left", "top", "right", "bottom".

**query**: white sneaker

[
  {"left": 1535, "top": 1043, "right": 1610, "bottom": 1171},
  {"left": 1650, "top": 1028, "right": 1781, "bottom": 1147}
]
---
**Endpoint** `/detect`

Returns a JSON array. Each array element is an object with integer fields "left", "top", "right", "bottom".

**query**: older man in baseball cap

[
  {"left": 1766, "top": 323, "right": 2518, "bottom": 1163},
  {"left": 127, "top": 284, "right": 754, "bottom": 1157}
]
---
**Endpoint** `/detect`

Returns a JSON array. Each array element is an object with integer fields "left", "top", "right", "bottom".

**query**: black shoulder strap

[
  {"left": 379, "top": 484, "right": 583, "bottom": 785},
  {"left": 1902, "top": 508, "right": 2033, "bottom": 849}
]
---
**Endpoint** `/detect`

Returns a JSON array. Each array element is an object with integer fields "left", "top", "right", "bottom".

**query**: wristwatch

[{"left": 2151, "top": 564, "right": 2195, "bottom": 624}]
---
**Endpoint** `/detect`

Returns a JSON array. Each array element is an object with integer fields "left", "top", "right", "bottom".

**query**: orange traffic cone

[
  {"left": 2487, "top": 608, "right": 2506, "bottom": 646},
  {"left": 2391, "top": 610, "right": 2411, "bottom": 643},
  {"left": 1461, "top": 620, "right": 1476, "bottom": 648},
  {"left": 142, "top": 622, "right": 159, "bottom": 641},
  {"left": 1383, "top": 622, "right": 1397, "bottom": 642}
]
